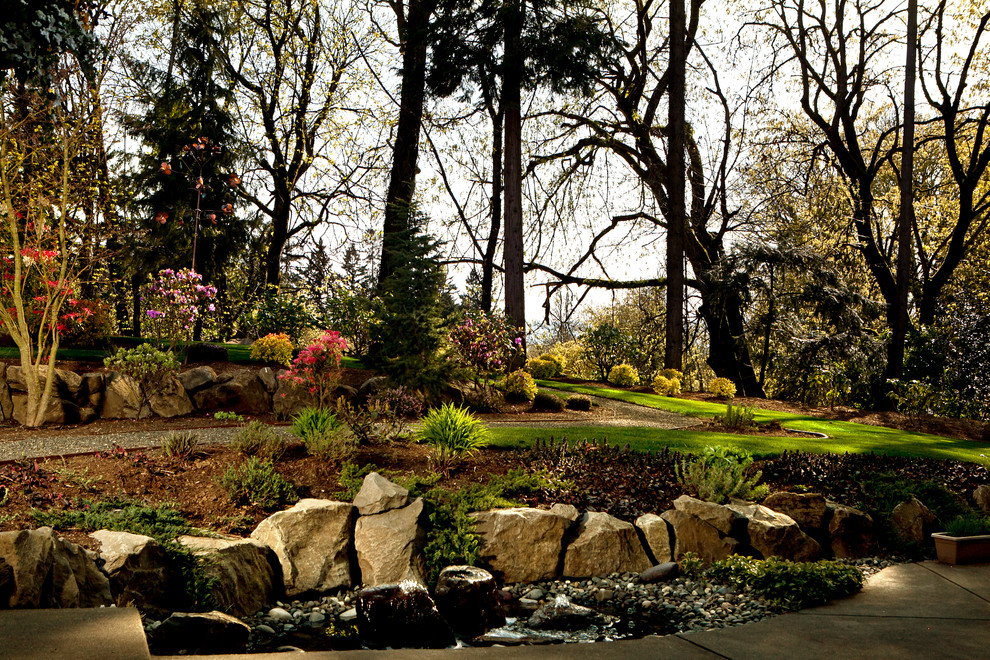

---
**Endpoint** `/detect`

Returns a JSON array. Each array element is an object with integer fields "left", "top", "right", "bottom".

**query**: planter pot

[{"left": 931, "top": 532, "right": 990, "bottom": 565}]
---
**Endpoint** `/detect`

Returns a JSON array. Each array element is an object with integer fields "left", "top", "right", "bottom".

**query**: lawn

[{"left": 489, "top": 381, "right": 990, "bottom": 465}]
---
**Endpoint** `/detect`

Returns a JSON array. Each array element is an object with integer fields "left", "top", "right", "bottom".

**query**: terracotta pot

[{"left": 931, "top": 532, "right": 990, "bottom": 565}]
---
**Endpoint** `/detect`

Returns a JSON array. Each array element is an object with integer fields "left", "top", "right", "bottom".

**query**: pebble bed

[{"left": 188, "top": 557, "right": 899, "bottom": 652}]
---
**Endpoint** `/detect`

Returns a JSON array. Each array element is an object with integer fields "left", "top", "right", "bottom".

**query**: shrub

[
  {"left": 231, "top": 421, "right": 288, "bottom": 461},
  {"left": 709, "top": 377, "right": 737, "bottom": 398},
  {"left": 449, "top": 311, "right": 518, "bottom": 381},
  {"left": 251, "top": 333, "right": 293, "bottom": 367},
  {"left": 373, "top": 386, "right": 425, "bottom": 419},
  {"left": 58, "top": 298, "right": 114, "bottom": 348},
  {"left": 661, "top": 368, "right": 684, "bottom": 381},
  {"left": 540, "top": 352, "right": 567, "bottom": 375},
  {"left": 676, "top": 445, "right": 769, "bottom": 504},
  {"left": 718, "top": 401, "right": 756, "bottom": 431},
  {"left": 280, "top": 331, "right": 348, "bottom": 408},
  {"left": 160, "top": 431, "right": 199, "bottom": 460},
  {"left": 581, "top": 322, "right": 633, "bottom": 380},
  {"left": 705, "top": 555, "right": 864, "bottom": 610},
  {"left": 526, "top": 357, "right": 559, "bottom": 380},
  {"left": 417, "top": 403, "right": 490, "bottom": 477},
  {"left": 239, "top": 285, "right": 315, "bottom": 343},
  {"left": 219, "top": 457, "right": 297, "bottom": 509},
  {"left": 214, "top": 411, "right": 245, "bottom": 422},
  {"left": 104, "top": 344, "right": 179, "bottom": 413},
  {"left": 141, "top": 268, "right": 217, "bottom": 352},
  {"left": 302, "top": 427, "right": 357, "bottom": 463},
  {"left": 944, "top": 513, "right": 990, "bottom": 536},
  {"left": 503, "top": 369, "right": 538, "bottom": 401},
  {"left": 652, "top": 374, "right": 681, "bottom": 396},
  {"left": 565, "top": 394, "right": 593, "bottom": 411},
  {"left": 532, "top": 390, "right": 565, "bottom": 412},
  {"left": 608, "top": 363, "right": 640, "bottom": 386}
]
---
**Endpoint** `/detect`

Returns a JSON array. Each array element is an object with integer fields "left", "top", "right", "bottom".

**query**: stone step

[{"left": 0, "top": 607, "right": 150, "bottom": 659}]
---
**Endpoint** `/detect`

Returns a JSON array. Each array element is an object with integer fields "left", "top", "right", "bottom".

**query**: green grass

[{"left": 509, "top": 381, "right": 990, "bottom": 465}]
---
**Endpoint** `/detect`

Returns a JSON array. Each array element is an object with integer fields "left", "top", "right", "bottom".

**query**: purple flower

[{"left": 514, "top": 337, "right": 523, "bottom": 346}]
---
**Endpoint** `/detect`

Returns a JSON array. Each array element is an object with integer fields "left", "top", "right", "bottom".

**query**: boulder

[
  {"left": 471, "top": 507, "right": 571, "bottom": 584},
  {"left": 354, "top": 498, "right": 427, "bottom": 586},
  {"left": 763, "top": 492, "right": 829, "bottom": 531},
  {"left": 148, "top": 611, "right": 250, "bottom": 656},
  {"left": 357, "top": 581, "right": 455, "bottom": 649},
  {"left": 673, "top": 495, "right": 743, "bottom": 535},
  {"left": 353, "top": 472, "right": 411, "bottom": 515},
  {"left": 726, "top": 502, "right": 822, "bottom": 561},
  {"left": 0, "top": 527, "right": 112, "bottom": 608},
  {"left": 640, "top": 562, "right": 679, "bottom": 583},
  {"left": 549, "top": 503, "right": 580, "bottom": 522},
  {"left": 974, "top": 485, "right": 990, "bottom": 515},
  {"left": 11, "top": 393, "right": 70, "bottom": 425},
  {"left": 193, "top": 369, "right": 271, "bottom": 415},
  {"left": 251, "top": 499, "right": 356, "bottom": 596},
  {"left": 273, "top": 375, "right": 317, "bottom": 417},
  {"left": 660, "top": 509, "right": 740, "bottom": 565},
  {"left": 434, "top": 565, "right": 505, "bottom": 637},
  {"left": 79, "top": 372, "right": 104, "bottom": 412},
  {"left": 528, "top": 595, "right": 605, "bottom": 631},
  {"left": 178, "top": 535, "right": 280, "bottom": 617},
  {"left": 5, "top": 365, "right": 82, "bottom": 397},
  {"left": 563, "top": 512, "right": 652, "bottom": 577},
  {"left": 101, "top": 371, "right": 150, "bottom": 419},
  {"left": 148, "top": 376, "right": 194, "bottom": 418},
  {"left": 358, "top": 376, "right": 389, "bottom": 395},
  {"left": 0, "top": 364, "right": 12, "bottom": 421},
  {"left": 827, "top": 501, "right": 878, "bottom": 558},
  {"left": 178, "top": 366, "right": 218, "bottom": 393},
  {"left": 257, "top": 367, "right": 278, "bottom": 393},
  {"left": 636, "top": 513, "right": 673, "bottom": 563},
  {"left": 91, "top": 530, "right": 183, "bottom": 617},
  {"left": 892, "top": 496, "right": 937, "bottom": 546}
]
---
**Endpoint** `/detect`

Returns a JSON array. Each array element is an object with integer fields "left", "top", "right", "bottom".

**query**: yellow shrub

[
  {"left": 661, "top": 368, "right": 684, "bottom": 381},
  {"left": 251, "top": 333, "right": 293, "bottom": 367},
  {"left": 709, "top": 377, "right": 737, "bottom": 399},
  {"left": 504, "top": 369, "right": 538, "bottom": 401},
  {"left": 608, "top": 363, "right": 640, "bottom": 387},
  {"left": 652, "top": 374, "right": 681, "bottom": 396},
  {"left": 526, "top": 357, "right": 558, "bottom": 379}
]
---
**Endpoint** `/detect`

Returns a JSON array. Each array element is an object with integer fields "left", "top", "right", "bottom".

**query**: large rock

[
  {"left": 356, "top": 581, "right": 455, "bottom": 649},
  {"left": 91, "top": 530, "right": 183, "bottom": 617},
  {"left": 148, "top": 611, "right": 250, "bottom": 656},
  {"left": 673, "top": 495, "right": 743, "bottom": 535},
  {"left": 353, "top": 472, "right": 411, "bottom": 515},
  {"left": 101, "top": 371, "right": 150, "bottom": 419},
  {"left": 148, "top": 376, "right": 194, "bottom": 418},
  {"left": 974, "top": 484, "right": 990, "bottom": 515},
  {"left": 257, "top": 367, "right": 278, "bottom": 393},
  {"left": 11, "top": 393, "right": 70, "bottom": 425},
  {"left": 892, "top": 496, "right": 937, "bottom": 546},
  {"left": 178, "top": 366, "right": 218, "bottom": 393},
  {"left": 178, "top": 535, "right": 280, "bottom": 617},
  {"left": 251, "top": 499, "right": 356, "bottom": 596},
  {"left": 0, "top": 364, "right": 12, "bottom": 421},
  {"left": 636, "top": 513, "right": 673, "bottom": 563},
  {"left": 193, "top": 369, "right": 271, "bottom": 414},
  {"left": 827, "top": 501, "right": 878, "bottom": 558},
  {"left": 0, "top": 527, "right": 112, "bottom": 608},
  {"left": 726, "top": 502, "right": 822, "bottom": 561},
  {"left": 661, "top": 509, "right": 740, "bottom": 565},
  {"left": 563, "top": 512, "right": 652, "bottom": 577},
  {"left": 434, "top": 565, "right": 505, "bottom": 637},
  {"left": 763, "top": 492, "right": 829, "bottom": 531},
  {"left": 5, "top": 365, "right": 82, "bottom": 397},
  {"left": 273, "top": 375, "right": 318, "bottom": 417},
  {"left": 355, "top": 498, "right": 427, "bottom": 586},
  {"left": 471, "top": 507, "right": 572, "bottom": 584}
]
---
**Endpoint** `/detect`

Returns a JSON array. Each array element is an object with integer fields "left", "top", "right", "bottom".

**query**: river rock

[
  {"left": 251, "top": 499, "right": 355, "bottom": 596},
  {"left": 179, "top": 535, "right": 280, "bottom": 617},
  {"left": 354, "top": 498, "right": 427, "bottom": 586},
  {"left": 726, "top": 501, "right": 822, "bottom": 561},
  {"left": 148, "top": 611, "right": 250, "bottom": 655},
  {"left": 661, "top": 509, "right": 740, "bottom": 564},
  {"left": 434, "top": 565, "right": 505, "bottom": 636},
  {"left": 528, "top": 595, "right": 604, "bottom": 630},
  {"left": 353, "top": 473, "right": 410, "bottom": 515},
  {"left": 0, "top": 527, "right": 111, "bottom": 608},
  {"left": 827, "top": 501, "right": 878, "bottom": 558},
  {"left": 636, "top": 513, "right": 673, "bottom": 563},
  {"left": 763, "top": 492, "right": 829, "bottom": 531},
  {"left": 563, "top": 511, "right": 652, "bottom": 577},
  {"left": 91, "top": 530, "right": 183, "bottom": 617},
  {"left": 356, "top": 581, "right": 455, "bottom": 649},
  {"left": 640, "top": 562, "right": 679, "bottom": 583},
  {"left": 471, "top": 507, "right": 571, "bottom": 583},
  {"left": 892, "top": 496, "right": 937, "bottom": 546}
]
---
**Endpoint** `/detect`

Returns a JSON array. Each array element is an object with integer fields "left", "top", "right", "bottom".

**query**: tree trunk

[
  {"left": 503, "top": 0, "right": 525, "bottom": 346},
  {"left": 264, "top": 195, "right": 290, "bottom": 286},
  {"left": 481, "top": 104, "right": 504, "bottom": 314},
  {"left": 665, "top": 0, "right": 686, "bottom": 372}
]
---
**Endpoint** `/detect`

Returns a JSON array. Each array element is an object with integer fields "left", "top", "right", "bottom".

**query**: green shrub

[
  {"left": 718, "top": 401, "right": 756, "bottom": 431},
  {"left": 160, "top": 431, "right": 199, "bottom": 460},
  {"left": 250, "top": 332, "right": 293, "bottom": 367},
  {"left": 709, "top": 377, "right": 737, "bottom": 398},
  {"left": 503, "top": 369, "right": 537, "bottom": 401},
  {"left": 676, "top": 445, "right": 769, "bottom": 504},
  {"left": 239, "top": 285, "right": 315, "bottom": 343},
  {"left": 608, "top": 363, "right": 640, "bottom": 386},
  {"left": 219, "top": 457, "right": 297, "bottom": 509},
  {"left": 302, "top": 427, "right": 357, "bottom": 463},
  {"left": 704, "top": 555, "right": 864, "bottom": 610},
  {"left": 214, "top": 411, "right": 245, "bottom": 422},
  {"left": 532, "top": 390, "right": 565, "bottom": 412},
  {"left": 527, "top": 357, "right": 559, "bottom": 379},
  {"left": 943, "top": 513, "right": 990, "bottom": 536},
  {"left": 565, "top": 394, "right": 593, "bottom": 411},
  {"left": 290, "top": 407, "right": 342, "bottom": 442},
  {"left": 231, "top": 421, "right": 288, "bottom": 461},
  {"left": 104, "top": 344, "right": 179, "bottom": 407},
  {"left": 417, "top": 403, "right": 490, "bottom": 477}
]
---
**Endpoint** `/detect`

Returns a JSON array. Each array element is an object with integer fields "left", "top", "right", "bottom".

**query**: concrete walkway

[{"left": 2, "top": 561, "right": 987, "bottom": 660}]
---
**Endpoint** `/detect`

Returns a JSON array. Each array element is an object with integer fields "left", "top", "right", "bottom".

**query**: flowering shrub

[
  {"left": 279, "top": 331, "right": 348, "bottom": 408},
  {"left": 251, "top": 333, "right": 293, "bottom": 367},
  {"left": 448, "top": 311, "right": 518, "bottom": 378},
  {"left": 142, "top": 269, "right": 216, "bottom": 352},
  {"left": 608, "top": 363, "right": 640, "bottom": 387},
  {"left": 652, "top": 374, "right": 681, "bottom": 396},
  {"left": 709, "top": 377, "right": 737, "bottom": 399},
  {"left": 58, "top": 298, "right": 113, "bottom": 348},
  {"left": 503, "top": 369, "right": 538, "bottom": 401}
]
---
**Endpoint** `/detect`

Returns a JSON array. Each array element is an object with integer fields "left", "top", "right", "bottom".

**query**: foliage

[
  {"left": 290, "top": 406, "right": 344, "bottom": 442},
  {"left": 321, "top": 278, "right": 380, "bottom": 358},
  {"left": 565, "top": 394, "right": 592, "bottom": 411},
  {"left": 141, "top": 268, "right": 216, "bottom": 352},
  {"left": 231, "top": 421, "right": 288, "bottom": 461},
  {"left": 708, "top": 377, "right": 737, "bottom": 399},
  {"left": 580, "top": 322, "right": 632, "bottom": 381},
  {"left": 943, "top": 513, "right": 990, "bottom": 537},
  {"left": 250, "top": 332, "right": 293, "bottom": 367},
  {"left": 417, "top": 403, "right": 490, "bottom": 477},
  {"left": 57, "top": 298, "right": 114, "bottom": 348},
  {"left": 213, "top": 411, "right": 245, "bottom": 422},
  {"left": 887, "top": 379, "right": 940, "bottom": 419},
  {"left": 581, "top": 289, "right": 667, "bottom": 380},
  {"left": 532, "top": 390, "right": 565, "bottom": 412},
  {"left": 160, "top": 431, "right": 199, "bottom": 460},
  {"left": 704, "top": 555, "right": 863, "bottom": 610},
  {"left": 280, "top": 331, "right": 347, "bottom": 408},
  {"left": 239, "top": 285, "right": 314, "bottom": 343},
  {"left": 290, "top": 407, "right": 355, "bottom": 461},
  {"left": 219, "top": 457, "right": 297, "bottom": 509},
  {"left": 661, "top": 368, "right": 684, "bottom": 381},
  {"left": 857, "top": 472, "right": 970, "bottom": 527},
  {"left": 503, "top": 369, "right": 538, "bottom": 401},
  {"left": 335, "top": 387, "right": 422, "bottom": 445},
  {"left": 608, "top": 363, "right": 641, "bottom": 386},
  {"left": 104, "top": 344, "right": 180, "bottom": 412},
  {"left": 718, "top": 402, "right": 756, "bottom": 431},
  {"left": 543, "top": 341, "right": 596, "bottom": 379},
  {"left": 652, "top": 374, "right": 681, "bottom": 396},
  {"left": 449, "top": 310, "right": 518, "bottom": 380},
  {"left": 527, "top": 356, "right": 560, "bottom": 379},
  {"left": 0, "top": 1, "right": 96, "bottom": 85},
  {"left": 676, "top": 445, "right": 769, "bottom": 504}
]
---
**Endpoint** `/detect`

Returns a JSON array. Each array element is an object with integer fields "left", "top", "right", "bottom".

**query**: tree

[{"left": 0, "top": 0, "right": 96, "bottom": 85}]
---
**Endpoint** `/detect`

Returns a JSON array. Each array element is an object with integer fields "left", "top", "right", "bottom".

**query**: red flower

[{"left": 160, "top": 162, "right": 172, "bottom": 175}]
